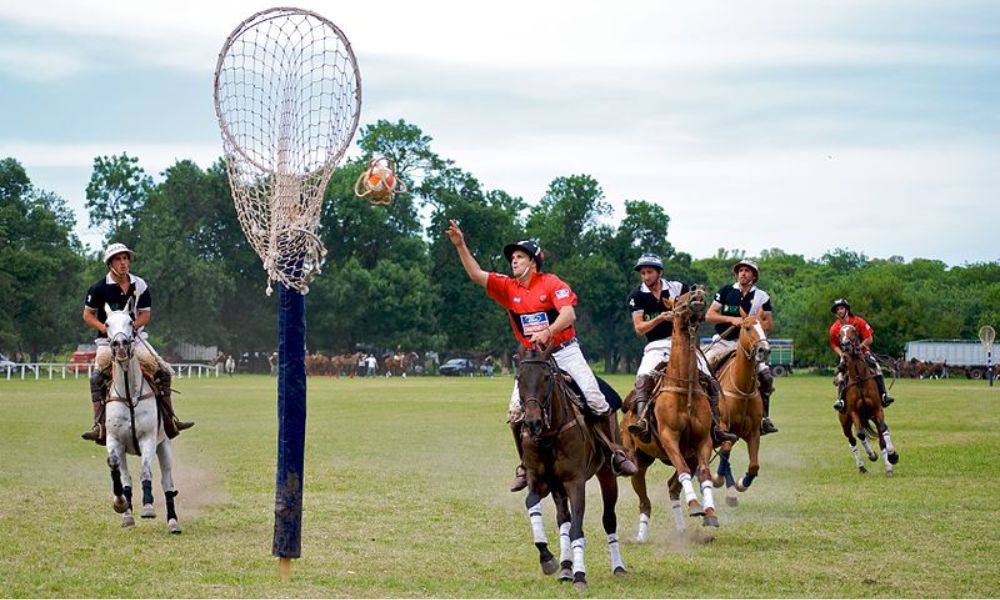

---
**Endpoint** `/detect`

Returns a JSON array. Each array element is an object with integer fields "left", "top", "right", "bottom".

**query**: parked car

[{"left": 439, "top": 358, "right": 475, "bottom": 376}]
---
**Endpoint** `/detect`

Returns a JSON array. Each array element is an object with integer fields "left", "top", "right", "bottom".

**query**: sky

[{"left": 1, "top": 1, "right": 998, "bottom": 266}]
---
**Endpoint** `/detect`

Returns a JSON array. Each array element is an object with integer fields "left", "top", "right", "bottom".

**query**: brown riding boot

[
  {"left": 705, "top": 376, "right": 738, "bottom": 445},
  {"left": 597, "top": 412, "right": 638, "bottom": 476},
  {"left": 626, "top": 374, "right": 654, "bottom": 443},
  {"left": 155, "top": 370, "right": 193, "bottom": 439},
  {"left": 81, "top": 370, "right": 109, "bottom": 445},
  {"left": 509, "top": 421, "right": 527, "bottom": 492}
]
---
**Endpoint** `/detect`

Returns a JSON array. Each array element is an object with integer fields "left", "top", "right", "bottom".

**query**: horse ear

[
  {"left": 542, "top": 342, "right": 555, "bottom": 361},
  {"left": 104, "top": 302, "right": 113, "bottom": 316}
]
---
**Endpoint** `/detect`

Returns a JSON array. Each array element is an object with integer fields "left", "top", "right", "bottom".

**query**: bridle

[{"left": 518, "top": 355, "right": 557, "bottom": 433}]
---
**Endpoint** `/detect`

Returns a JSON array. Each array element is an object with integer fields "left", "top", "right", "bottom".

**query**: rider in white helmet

[
  {"left": 704, "top": 259, "right": 779, "bottom": 435},
  {"left": 80, "top": 243, "right": 194, "bottom": 444}
]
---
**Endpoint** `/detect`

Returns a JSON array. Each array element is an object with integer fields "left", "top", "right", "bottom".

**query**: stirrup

[
  {"left": 760, "top": 418, "right": 779, "bottom": 435},
  {"left": 881, "top": 394, "right": 894, "bottom": 408},
  {"left": 833, "top": 399, "right": 846, "bottom": 413}
]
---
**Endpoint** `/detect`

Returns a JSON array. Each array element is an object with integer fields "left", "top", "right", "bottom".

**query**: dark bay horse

[
  {"left": 620, "top": 287, "right": 719, "bottom": 541},
  {"left": 838, "top": 324, "right": 899, "bottom": 475},
  {"left": 518, "top": 347, "right": 626, "bottom": 593},
  {"left": 713, "top": 312, "right": 769, "bottom": 507}
]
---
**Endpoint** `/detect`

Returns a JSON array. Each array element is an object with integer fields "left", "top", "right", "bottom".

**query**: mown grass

[{"left": 0, "top": 373, "right": 997, "bottom": 598}]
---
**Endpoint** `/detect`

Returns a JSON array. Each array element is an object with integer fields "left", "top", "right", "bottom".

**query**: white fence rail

[{"left": 2, "top": 363, "right": 221, "bottom": 381}]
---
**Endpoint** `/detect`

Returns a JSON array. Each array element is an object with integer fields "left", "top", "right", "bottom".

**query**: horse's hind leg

[
  {"left": 157, "top": 440, "right": 182, "bottom": 534},
  {"left": 667, "top": 472, "right": 687, "bottom": 533},
  {"left": 525, "top": 489, "right": 557, "bottom": 576},
  {"left": 876, "top": 419, "right": 899, "bottom": 475},
  {"left": 630, "top": 458, "right": 653, "bottom": 542},
  {"left": 597, "top": 467, "right": 626, "bottom": 575}
]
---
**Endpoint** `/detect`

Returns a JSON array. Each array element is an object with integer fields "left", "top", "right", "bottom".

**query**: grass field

[{"left": 1, "top": 373, "right": 998, "bottom": 598}]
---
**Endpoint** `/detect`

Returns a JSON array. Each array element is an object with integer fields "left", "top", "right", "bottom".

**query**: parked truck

[
  {"left": 905, "top": 339, "right": 999, "bottom": 380},
  {"left": 700, "top": 337, "right": 794, "bottom": 376}
]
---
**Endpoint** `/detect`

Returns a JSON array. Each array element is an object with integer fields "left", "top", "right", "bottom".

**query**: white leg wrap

[
  {"left": 559, "top": 521, "right": 572, "bottom": 562},
  {"left": 850, "top": 443, "right": 864, "bottom": 468},
  {"left": 883, "top": 430, "right": 895, "bottom": 454},
  {"left": 701, "top": 478, "right": 716, "bottom": 511},
  {"left": 607, "top": 533, "right": 625, "bottom": 572},
  {"left": 636, "top": 512, "right": 650, "bottom": 542},
  {"left": 671, "top": 499, "right": 687, "bottom": 532},
  {"left": 860, "top": 436, "right": 874, "bottom": 455},
  {"left": 679, "top": 472, "right": 697, "bottom": 505},
  {"left": 527, "top": 502, "right": 547, "bottom": 545},
  {"left": 572, "top": 537, "right": 586, "bottom": 575}
]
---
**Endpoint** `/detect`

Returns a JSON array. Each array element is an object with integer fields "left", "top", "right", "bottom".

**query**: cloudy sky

[{"left": 1, "top": 1, "right": 997, "bottom": 265}]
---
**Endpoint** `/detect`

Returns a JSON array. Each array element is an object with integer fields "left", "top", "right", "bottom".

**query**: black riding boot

[
  {"left": 154, "top": 370, "right": 194, "bottom": 439},
  {"left": 626, "top": 374, "right": 654, "bottom": 443},
  {"left": 596, "top": 412, "right": 638, "bottom": 476},
  {"left": 758, "top": 367, "right": 778, "bottom": 435},
  {"left": 81, "top": 370, "right": 110, "bottom": 444},
  {"left": 509, "top": 421, "right": 527, "bottom": 492},
  {"left": 704, "top": 377, "right": 738, "bottom": 444},
  {"left": 875, "top": 373, "right": 894, "bottom": 407}
]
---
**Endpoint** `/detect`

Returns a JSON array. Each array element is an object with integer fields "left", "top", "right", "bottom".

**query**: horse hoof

[
  {"left": 573, "top": 572, "right": 587, "bottom": 593},
  {"left": 859, "top": 466, "right": 868, "bottom": 474},
  {"left": 141, "top": 505, "right": 156, "bottom": 519},
  {"left": 541, "top": 558, "right": 557, "bottom": 576},
  {"left": 868, "top": 454, "right": 878, "bottom": 462},
  {"left": 634, "top": 533, "right": 647, "bottom": 543},
  {"left": 122, "top": 515, "right": 135, "bottom": 528},
  {"left": 559, "top": 567, "right": 573, "bottom": 582},
  {"left": 702, "top": 515, "right": 720, "bottom": 528},
  {"left": 712, "top": 474, "right": 725, "bottom": 488},
  {"left": 885, "top": 470, "right": 894, "bottom": 477},
  {"left": 113, "top": 496, "right": 127, "bottom": 514},
  {"left": 168, "top": 519, "right": 182, "bottom": 534},
  {"left": 613, "top": 566, "right": 628, "bottom": 576},
  {"left": 726, "top": 496, "right": 739, "bottom": 508},
  {"left": 888, "top": 452, "right": 899, "bottom": 465},
  {"left": 688, "top": 503, "right": 705, "bottom": 517}
]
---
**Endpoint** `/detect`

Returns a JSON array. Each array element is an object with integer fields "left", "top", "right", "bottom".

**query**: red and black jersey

[
  {"left": 486, "top": 272, "right": 577, "bottom": 349},
  {"left": 830, "top": 315, "right": 874, "bottom": 352}
]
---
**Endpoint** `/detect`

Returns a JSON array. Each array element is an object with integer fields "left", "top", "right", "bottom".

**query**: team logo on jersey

[
  {"left": 513, "top": 297, "right": 521, "bottom": 303},
  {"left": 520, "top": 312, "right": 550, "bottom": 335},
  {"left": 539, "top": 294, "right": 547, "bottom": 303},
  {"left": 554, "top": 288, "right": 570, "bottom": 299}
]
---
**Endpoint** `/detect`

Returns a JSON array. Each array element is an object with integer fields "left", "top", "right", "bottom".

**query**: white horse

[{"left": 104, "top": 302, "right": 181, "bottom": 533}]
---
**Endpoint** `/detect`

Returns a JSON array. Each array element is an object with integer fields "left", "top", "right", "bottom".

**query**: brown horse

[
  {"left": 331, "top": 352, "right": 363, "bottom": 378},
  {"left": 838, "top": 324, "right": 899, "bottom": 475},
  {"left": 712, "top": 312, "right": 769, "bottom": 507},
  {"left": 383, "top": 351, "right": 419, "bottom": 377},
  {"left": 620, "top": 286, "right": 719, "bottom": 541},
  {"left": 517, "top": 347, "right": 626, "bottom": 593}
]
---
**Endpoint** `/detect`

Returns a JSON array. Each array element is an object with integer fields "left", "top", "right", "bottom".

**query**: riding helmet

[
  {"left": 634, "top": 252, "right": 664, "bottom": 272},
  {"left": 103, "top": 242, "right": 135, "bottom": 265},
  {"left": 831, "top": 298, "right": 852, "bottom": 314},
  {"left": 503, "top": 240, "right": 544, "bottom": 271},
  {"left": 732, "top": 259, "right": 759, "bottom": 281}
]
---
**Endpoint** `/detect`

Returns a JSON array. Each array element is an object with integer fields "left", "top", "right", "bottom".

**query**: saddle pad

[{"left": 557, "top": 370, "right": 623, "bottom": 412}]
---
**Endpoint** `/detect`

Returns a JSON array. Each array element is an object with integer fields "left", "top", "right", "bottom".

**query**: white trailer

[{"left": 905, "top": 339, "right": 999, "bottom": 379}]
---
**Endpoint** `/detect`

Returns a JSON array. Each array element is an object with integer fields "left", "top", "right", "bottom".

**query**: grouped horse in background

[
  {"left": 383, "top": 351, "right": 419, "bottom": 377},
  {"left": 306, "top": 352, "right": 331, "bottom": 376},
  {"left": 103, "top": 302, "right": 181, "bottom": 533},
  {"left": 620, "top": 286, "right": 719, "bottom": 542},
  {"left": 712, "top": 311, "right": 769, "bottom": 507},
  {"left": 517, "top": 347, "right": 626, "bottom": 593},
  {"left": 332, "top": 352, "right": 363, "bottom": 378},
  {"left": 838, "top": 324, "right": 899, "bottom": 475}
]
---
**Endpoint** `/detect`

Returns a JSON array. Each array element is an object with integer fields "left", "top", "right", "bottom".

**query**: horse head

[
  {"left": 672, "top": 285, "right": 708, "bottom": 327},
  {"left": 104, "top": 300, "right": 136, "bottom": 364},
  {"left": 839, "top": 324, "right": 860, "bottom": 356},
  {"left": 517, "top": 345, "right": 557, "bottom": 438},
  {"left": 738, "top": 312, "right": 771, "bottom": 364}
]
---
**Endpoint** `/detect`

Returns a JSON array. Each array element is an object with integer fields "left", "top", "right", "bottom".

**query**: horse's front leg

[
  {"left": 841, "top": 413, "right": 866, "bottom": 473},
  {"left": 596, "top": 467, "right": 626, "bottom": 575},
  {"left": 552, "top": 490, "right": 573, "bottom": 581},
  {"left": 660, "top": 437, "right": 702, "bottom": 517},
  {"left": 875, "top": 418, "right": 899, "bottom": 476},
  {"left": 566, "top": 479, "right": 589, "bottom": 592},
  {"left": 696, "top": 438, "right": 719, "bottom": 528},
  {"left": 667, "top": 471, "right": 687, "bottom": 533},
  {"left": 630, "top": 454, "right": 654, "bottom": 542},
  {"left": 156, "top": 439, "right": 182, "bottom": 534},
  {"left": 525, "top": 486, "right": 557, "bottom": 576},
  {"left": 139, "top": 437, "right": 157, "bottom": 519},
  {"left": 736, "top": 432, "right": 761, "bottom": 493}
]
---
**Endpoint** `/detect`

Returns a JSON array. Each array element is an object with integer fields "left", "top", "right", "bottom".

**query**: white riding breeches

[
  {"left": 95, "top": 335, "right": 172, "bottom": 376},
  {"left": 637, "top": 338, "right": 711, "bottom": 379},
  {"left": 509, "top": 342, "right": 608, "bottom": 421},
  {"left": 702, "top": 336, "right": 768, "bottom": 374}
]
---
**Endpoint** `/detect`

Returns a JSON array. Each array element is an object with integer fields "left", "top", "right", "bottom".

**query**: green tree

[{"left": 85, "top": 153, "right": 152, "bottom": 244}]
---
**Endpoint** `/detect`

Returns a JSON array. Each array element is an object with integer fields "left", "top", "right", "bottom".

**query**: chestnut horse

[
  {"left": 383, "top": 351, "right": 418, "bottom": 377},
  {"left": 517, "top": 347, "right": 626, "bottom": 593},
  {"left": 620, "top": 286, "right": 719, "bottom": 541},
  {"left": 838, "top": 324, "right": 899, "bottom": 475},
  {"left": 712, "top": 312, "right": 769, "bottom": 507}
]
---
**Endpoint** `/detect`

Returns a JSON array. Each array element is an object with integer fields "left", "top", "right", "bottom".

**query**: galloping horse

[
  {"left": 383, "top": 351, "right": 419, "bottom": 377},
  {"left": 103, "top": 302, "right": 181, "bottom": 533},
  {"left": 518, "top": 347, "right": 626, "bottom": 592},
  {"left": 838, "top": 324, "right": 899, "bottom": 475},
  {"left": 712, "top": 312, "right": 769, "bottom": 507},
  {"left": 620, "top": 286, "right": 719, "bottom": 541}
]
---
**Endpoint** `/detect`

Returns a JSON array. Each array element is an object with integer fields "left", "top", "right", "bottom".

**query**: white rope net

[{"left": 213, "top": 7, "right": 361, "bottom": 293}]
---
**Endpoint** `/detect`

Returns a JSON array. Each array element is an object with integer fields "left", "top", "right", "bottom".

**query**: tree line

[{"left": 2, "top": 119, "right": 998, "bottom": 370}]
